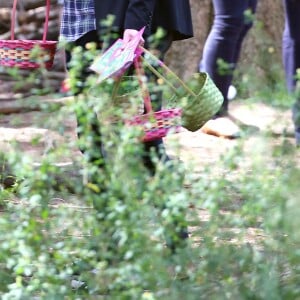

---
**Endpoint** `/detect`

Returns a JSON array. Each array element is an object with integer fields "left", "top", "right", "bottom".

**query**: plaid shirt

[{"left": 60, "top": 0, "right": 96, "bottom": 42}]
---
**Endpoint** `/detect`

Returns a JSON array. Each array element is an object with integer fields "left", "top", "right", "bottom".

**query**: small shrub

[{"left": 1, "top": 43, "right": 300, "bottom": 299}]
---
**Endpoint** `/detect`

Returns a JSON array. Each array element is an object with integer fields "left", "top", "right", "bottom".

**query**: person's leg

[
  {"left": 66, "top": 30, "right": 175, "bottom": 170},
  {"left": 225, "top": 0, "right": 257, "bottom": 103},
  {"left": 232, "top": 0, "right": 257, "bottom": 65},
  {"left": 144, "top": 34, "right": 189, "bottom": 250},
  {"left": 142, "top": 34, "right": 174, "bottom": 173},
  {"left": 65, "top": 30, "right": 106, "bottom": 165},
  {"left": 201, "top": 0, "right": 256, "bottom": 114},
  {"left": 282, "top": 0, "right": 300, "bottom": 145},
  {"left": 200, "top": 0, "right": 257, "bottom": 138}
]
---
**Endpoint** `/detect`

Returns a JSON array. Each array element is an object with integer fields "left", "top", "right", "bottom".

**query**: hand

[{"left": 122, "top": 29, "right": 145, "bottom": 46}]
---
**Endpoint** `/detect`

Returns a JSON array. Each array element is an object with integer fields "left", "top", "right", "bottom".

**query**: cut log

[{"left": 0, "top": 99, "right": 37, "bottom": 114}]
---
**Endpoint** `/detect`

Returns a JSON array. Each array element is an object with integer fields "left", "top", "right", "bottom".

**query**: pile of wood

[{"left": 0, "top": 0, "right": 66, "bottom": 109}]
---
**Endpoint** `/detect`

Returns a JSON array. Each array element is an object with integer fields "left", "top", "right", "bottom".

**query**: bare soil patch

[{"left": 0, "top": 97, "right": 297, "bottom": 167}]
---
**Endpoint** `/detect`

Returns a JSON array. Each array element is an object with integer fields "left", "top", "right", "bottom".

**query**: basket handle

[
  {"left": 11, "top": 0, "right": 51, "bottom": 42},
  {"left": 133, "top": 56, "right": 153, "bottom": 114},
  {"left": 140, "top": 46, "right": 196, "bottom": 97}
]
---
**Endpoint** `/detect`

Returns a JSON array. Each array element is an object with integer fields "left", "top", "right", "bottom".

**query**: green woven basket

[
  {"left": 142, "top": 48, "right": 224, "bottom": 132},
  {"left": 173, "top": 72, "right": 224, "bottom": 132}
]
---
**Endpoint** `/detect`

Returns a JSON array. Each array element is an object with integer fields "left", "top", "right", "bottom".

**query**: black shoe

[
  {"left": 1, "top": 174, "right": 17, "bottom": 189},
  {"left": 167, "top": 226, "right": 189, "bottom": 254},
  {"left": 142, "top": 138, "right": 170, "bottom": 174}
]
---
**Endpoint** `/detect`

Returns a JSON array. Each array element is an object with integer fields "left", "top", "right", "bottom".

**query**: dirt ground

[
  {"left": 0, "top": 97, "right": 297, "bottom": 171},
  {"left": 1, "top": 96, "right": 299, "bottom": 248}
]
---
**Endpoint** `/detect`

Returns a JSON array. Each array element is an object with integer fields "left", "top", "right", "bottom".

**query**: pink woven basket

[
  {"left": 0, "top": 0, "right": 57, "bottom": 70},
  {"left": 126, "top": 56, "right": 182, "bottom": 142},
  {"left": 128, "top": 108, "right": 182, "bottom": 142}
]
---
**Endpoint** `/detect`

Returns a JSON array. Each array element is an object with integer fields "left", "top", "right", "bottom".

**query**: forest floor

[
  {"left": 0, "top": 96, "right": 298, "bottom": 170},
  {"left": 1, "top": 95, "right": 299, "bottom": 247}
]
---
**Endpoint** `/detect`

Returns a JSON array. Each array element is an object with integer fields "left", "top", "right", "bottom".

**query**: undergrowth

[{"left": 0, "top": 42, "right": 299, "bottom": 300}]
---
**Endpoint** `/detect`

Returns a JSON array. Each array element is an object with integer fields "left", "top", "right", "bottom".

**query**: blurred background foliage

[{"left": 1, "top": 0, "right": 300, "bottom": 299}]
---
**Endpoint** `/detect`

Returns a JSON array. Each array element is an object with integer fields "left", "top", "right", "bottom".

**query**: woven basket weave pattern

[
  {"left": 0, "top": 0, "right": 57, "bottom": 70},
  {"left": 141, "top": 49, "right": 223, "bottom": 133},
  {"left": 123, "top": 56, "right": 182, "bottom": 142},
  {"left": 0, "top": 40, "right": 56, "bottom": 69},
  {"left": 127, "top": 108, "right": 182, "bottom": 142},
  {"left": 180, "top": 72, "right": 224, "bottom": 132}
]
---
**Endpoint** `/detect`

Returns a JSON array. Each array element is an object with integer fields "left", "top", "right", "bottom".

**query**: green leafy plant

[{"left": 1, "top": 38, "right": 300, "bottom": 300}]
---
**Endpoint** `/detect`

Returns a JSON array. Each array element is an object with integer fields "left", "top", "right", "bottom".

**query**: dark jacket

[{"left": 93, "top": 0, "right": 193, "bottom": 41}]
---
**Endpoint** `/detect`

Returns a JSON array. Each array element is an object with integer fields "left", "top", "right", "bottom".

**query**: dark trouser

[
  {"left": 65, "top": 31, "right": 188, "bottom": 251},
  {"left": 282, "top": 0, "right": 300, "bottom": 138},
  {"left": 66, "top": 31, "right": 188, "bottom": 251},
  {"left": 65, "top": 30, "right": 173, "bottom": 169},
  {"left": 199, "top": 0, "right": 257, "bottom": 115}
]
